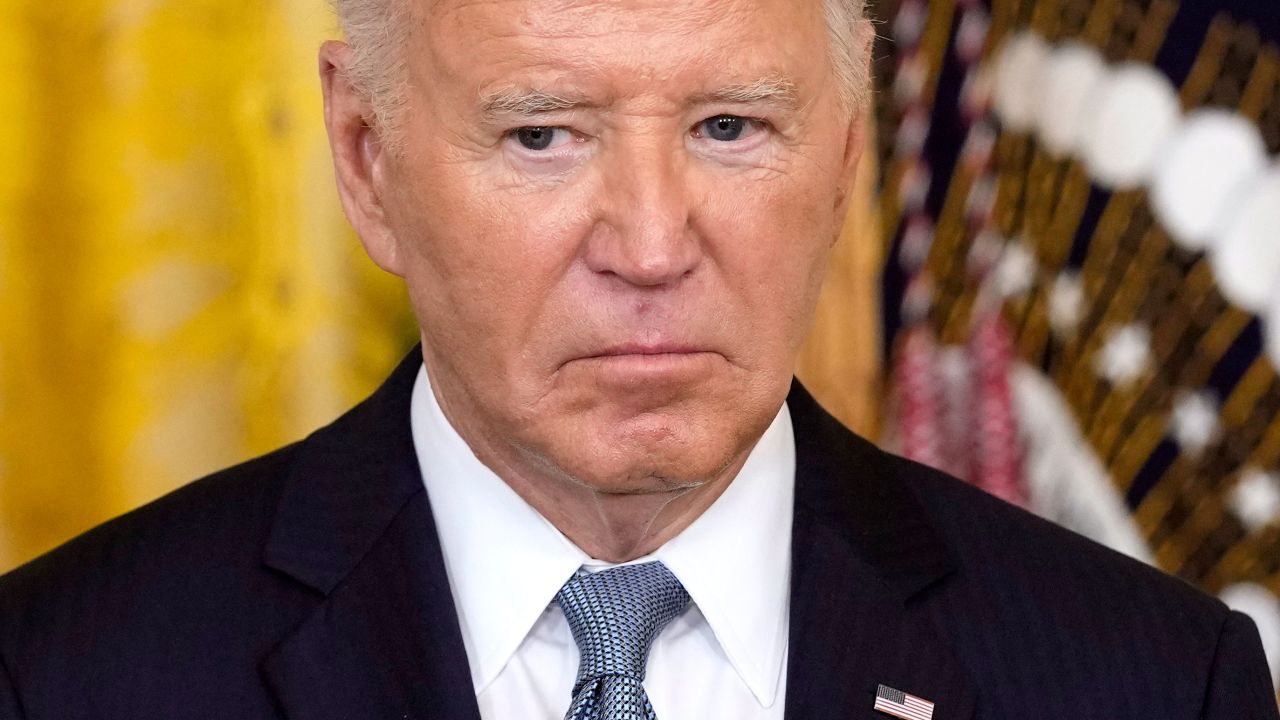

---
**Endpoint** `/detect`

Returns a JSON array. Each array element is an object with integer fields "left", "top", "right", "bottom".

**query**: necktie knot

[{"left": 555, "top": 561, "right": 690, "bottom": 694}]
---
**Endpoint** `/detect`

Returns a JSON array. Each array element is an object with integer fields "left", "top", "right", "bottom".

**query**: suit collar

[
  {"left": 786, "top": 380, "right": 956, "bottom": 601},
  {"left": 261, "top": 345, "right": 482, "bottom": 720},
  {"left": 784, "top": 382, "right": 973, "bottom": 720},
  {"left": 262, "top": 346, "right": 428, "bottom": 594}
]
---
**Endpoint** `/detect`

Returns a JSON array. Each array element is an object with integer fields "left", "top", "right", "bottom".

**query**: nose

[{"left": 584, "top": 136, "right": 703, "bottom": 287}]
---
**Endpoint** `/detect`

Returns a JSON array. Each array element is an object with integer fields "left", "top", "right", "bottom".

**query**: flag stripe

[
  {"left": 873, "top": 685, "right": 935, "bottom": 720},
  {"left": 872, "top": 702, "right": 931, "bottom": 720},
  {"left": 873, "top": 708, "right": 930, "bottom": 720},
  {"left": 873, "top": 700, "right": 932, "bottom": 720}
]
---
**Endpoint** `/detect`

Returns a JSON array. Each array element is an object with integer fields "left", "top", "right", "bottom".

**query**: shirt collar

[
  {"left": 650, "top": 402, "right": 794, "bottom": 706},
  {"left": 410, "top": 364, "right": 795, "bottom": 706}
]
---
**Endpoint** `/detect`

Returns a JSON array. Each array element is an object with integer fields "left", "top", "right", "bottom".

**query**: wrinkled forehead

[
  {"left": 421, "top": 0, "right": 805, "bottom": 35},
  {"left": 410, "top": 0, "right": 832, "bottom": 100}
]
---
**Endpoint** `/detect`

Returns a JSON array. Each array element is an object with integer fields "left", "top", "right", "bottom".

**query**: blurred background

[
  {"left": 0, "top": 0, "right": 417, "bottom": 570},
  {"left": 873, "top": 0, "right": 1280, "bottom": 692},
  {"left": 1, "top": 0, "right": 1278, "bottom": 695}
]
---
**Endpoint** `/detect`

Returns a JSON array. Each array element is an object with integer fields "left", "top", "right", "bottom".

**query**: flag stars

[
  {"left": 1094, "top": 323, "right": 1152, "bottom": 387},
  {"left": 1229, "top": 469, "right": 1280, "bottom": 534},
  {"left": 1168, "top": 390, "right": 1222, "bottom": 457},
  {"left": 994, "top": 240, "right": 1037, "bottom": 299},
  {"left": 1049, "top": 271, "right": 1085, "bottom": 339}
]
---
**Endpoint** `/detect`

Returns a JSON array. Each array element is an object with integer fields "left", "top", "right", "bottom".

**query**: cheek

[
  {"left": 392, "top": 161, "right": 596, "bottom": 366},
  {"left": 696, "top": 166, "right": 838, "bottom": 331}
]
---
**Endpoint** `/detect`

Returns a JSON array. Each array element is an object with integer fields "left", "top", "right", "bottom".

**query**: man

[{"left": 0, "top": 0, "right": 1275, "bottom": 718}]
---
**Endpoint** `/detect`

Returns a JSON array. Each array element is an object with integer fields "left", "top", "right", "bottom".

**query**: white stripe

[
  {"left": 873, "top": 702, "right": 931, "bottom": 720},
  {"left": 874, "top": 697, "right": 933, "bottom": 720}
]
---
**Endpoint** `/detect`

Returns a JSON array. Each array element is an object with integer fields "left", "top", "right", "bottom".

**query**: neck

[
  {"left": 494, "top": 450, "right": 751, "bottom": 563},
  {"left": 424, "top": 372, "right": 752, "bottom": 564}
]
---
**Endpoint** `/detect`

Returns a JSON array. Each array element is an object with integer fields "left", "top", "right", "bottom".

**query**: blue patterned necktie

[{"left": 555, "top": 561, "right": 691, "bottom": 720}]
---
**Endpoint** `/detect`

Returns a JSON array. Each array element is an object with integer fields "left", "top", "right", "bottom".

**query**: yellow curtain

[
  {"left": 0, "top": 0, "right": 415, "bottom": 571},
  {"left": 797, "top": 139, "right": 882, "bottom": 439},
  {"left": 0, "top": 0, "right": 880, "bottom": 573}
]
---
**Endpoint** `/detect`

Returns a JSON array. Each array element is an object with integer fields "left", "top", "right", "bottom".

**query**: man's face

[{"left": 371, "top": 0, "right": 863, "bottom": 492}]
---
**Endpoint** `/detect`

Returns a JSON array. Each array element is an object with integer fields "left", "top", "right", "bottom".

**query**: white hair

[
  {"left": 331, "top": 0, "right": 412, "bottom": 140},
  {"left": 333, "top": 0, "right": 870, "bottom": 151}
]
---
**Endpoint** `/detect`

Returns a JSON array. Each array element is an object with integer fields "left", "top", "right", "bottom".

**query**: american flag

[{"left": 874, "top": 684, "right": 935, "bottom": 720}]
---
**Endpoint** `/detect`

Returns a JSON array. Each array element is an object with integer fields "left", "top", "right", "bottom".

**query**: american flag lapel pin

[{"left": 874, "top": 684, "right": 935, "bottom": 720}]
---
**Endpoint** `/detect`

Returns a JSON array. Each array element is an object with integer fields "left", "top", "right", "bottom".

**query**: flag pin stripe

[{"left": 874, "top": 684, "right": 935, "bottom": 720}]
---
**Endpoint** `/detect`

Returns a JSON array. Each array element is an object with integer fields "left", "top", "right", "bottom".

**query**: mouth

[
  {"left": 588, "top": 342, "right": 710, "bottom": 358},
  {"left": 566, "top": 343, "right": 723, "bottom": 383}
]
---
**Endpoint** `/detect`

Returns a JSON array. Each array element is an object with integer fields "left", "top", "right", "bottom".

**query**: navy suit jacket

[{"left": 1, "top": 347, "right": 1276, "bottom": 719}]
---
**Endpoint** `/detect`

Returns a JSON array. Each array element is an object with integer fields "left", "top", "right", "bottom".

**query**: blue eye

[
  {"left": 514, "top": 126, "right": 558, "bottom": 150},
  {"left": 699, "top": 115, "right": 747, "bottom": 142}
]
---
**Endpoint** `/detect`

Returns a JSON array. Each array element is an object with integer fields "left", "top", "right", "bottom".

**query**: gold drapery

[
  {"left": 0, "top": 0, "right": 881, "bottom": 572},
  {"left": 798, "top": 139, "right": 883, "bottom": 439},
  {"left": 0, "top": 0, "right": 415, "bottom": 570}
]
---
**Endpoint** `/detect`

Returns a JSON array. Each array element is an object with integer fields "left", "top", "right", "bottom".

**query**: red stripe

[
  {"left": 874, "top": 706, "right": 931, "bottom": 720},
  {"left": 874, "top": 698, "right": 934, "bottom": 720}
]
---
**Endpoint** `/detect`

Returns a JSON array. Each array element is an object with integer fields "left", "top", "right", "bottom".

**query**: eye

[
  {"left": 694, "top": 115, "right": 761, "bottom": 142},
  {"left": 511, "top": 126, "right": 571, "bottom": 151}
]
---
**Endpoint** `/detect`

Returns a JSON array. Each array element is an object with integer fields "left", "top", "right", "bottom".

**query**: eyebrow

[
  {"left": 478, "top": 76, "right": 802, "bottom": 123},
  {"left": 689, "top": 77, "right": 801, "bottom": 110},
  {"left": 479, "top": 88, "right": 590, "bottom": 121}
]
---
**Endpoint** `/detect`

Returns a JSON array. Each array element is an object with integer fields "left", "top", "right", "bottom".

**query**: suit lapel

[
  {"left": 784, "top": 383, "right": 975, "bottom": 720},
  {"left": 259, "top": 347, "right": 481, "bottom": 720}
]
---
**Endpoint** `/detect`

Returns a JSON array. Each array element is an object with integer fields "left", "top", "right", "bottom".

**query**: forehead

[{"left": 415, "top": 0, "right": 829, "bottom": 101}]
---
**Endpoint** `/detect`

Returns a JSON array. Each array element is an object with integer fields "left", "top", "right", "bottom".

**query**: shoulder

[
  {"left": 791, "top": 383, "right": 1220, "bottom": 624},
  {"left": 885, "top": 452, "right": 1240, "bottom": 704},
  {"left": 0, "top": 443, "right": 298, "bottom": 603},
  {"left": 893, "top": 452, "right": 1220, "bottom": 618},
  {"left": 0, "top": 349, "right": 426, "bottom": 714},
  {"left": 0, "top": 443, "right": 315, "bottom": 684}
]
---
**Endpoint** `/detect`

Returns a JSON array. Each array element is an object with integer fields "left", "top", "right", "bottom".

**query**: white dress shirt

[{"left": 410, "top": 365, "right": 795, "bottom": 720}]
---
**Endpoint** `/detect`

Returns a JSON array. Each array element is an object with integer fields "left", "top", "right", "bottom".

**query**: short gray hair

[{"left": 333, "top": 0, "right": 870, "bottom": 151}]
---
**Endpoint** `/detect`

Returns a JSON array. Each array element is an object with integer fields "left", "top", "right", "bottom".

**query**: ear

[
  {"left": 833, "top": 21, "right": 876, "bottom": 223},
  {"left": 834, "top": 111, "right": 868, "bottom": 223},
  {"left": 319, "top": 40, "right": 404, "bottom": 277}
]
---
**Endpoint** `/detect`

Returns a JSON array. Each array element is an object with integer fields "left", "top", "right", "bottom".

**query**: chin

[
  {"left": 501, "top": 359, "right": 788, "bottom": 493},
  {"left": 563, "top": 449, "right": 731, "bottom": 497},
  {"left": 527, "top": 404, "right": 755, "bottom": 495}
]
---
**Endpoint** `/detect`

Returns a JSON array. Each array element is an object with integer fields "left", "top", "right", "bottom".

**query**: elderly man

[{"left": 0, "top": 0, "right": 1276, "bottom": 718}]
